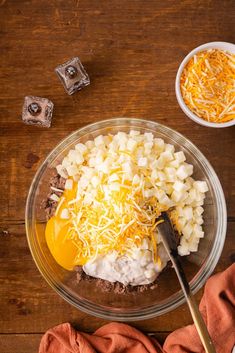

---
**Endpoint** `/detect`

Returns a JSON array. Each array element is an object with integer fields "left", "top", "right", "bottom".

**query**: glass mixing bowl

[{"left": 26, "top": 118, "right": 227, "bottom": 321}]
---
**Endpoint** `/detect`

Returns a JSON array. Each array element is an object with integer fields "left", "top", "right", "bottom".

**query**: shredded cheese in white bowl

[{"left": 175, "top": 42, "right": 235, "bottom": 128}]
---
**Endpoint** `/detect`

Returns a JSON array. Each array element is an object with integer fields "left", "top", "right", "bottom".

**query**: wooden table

[{"left": 0, "top": 1, "right": 234, "bottom": 352}]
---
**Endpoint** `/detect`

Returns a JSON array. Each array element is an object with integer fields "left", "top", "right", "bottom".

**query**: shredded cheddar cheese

[
  {"left": 66, "top": 178, "right": 165, "bottom": 265},
  {"left": 180, "top": 49, "right": 235, "bottom": 123}
]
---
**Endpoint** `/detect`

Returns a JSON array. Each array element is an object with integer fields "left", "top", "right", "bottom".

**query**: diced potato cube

[
  {"left": 158, "top": 171, "right": 166, "bottom": 181},
  {"left": 85, "top": 140, "right": 95, "bottom": 149},
  {"left": 168, "top": 159, "right": 180, "bottom": 168},
  {"left": 160, "top": 150, "right": 174, "bottom": 162},
  {"left": 144, "top": 132, "right": 154, "bottom": 141},
  {"left": 193, "top": 181, "right": 209, "bottom": 193},
  {"left": 88, "top": 157, "right": 96, "bottom": 167},
  {"left": 144, "top": 141, "right": 153, "bottom": 152},
  {"left": 174, "top": 151, "right": 186, "bottom": 163},
  {"left": 156, "top": 156, "right": 165, "bottom": 170},
  {"left": 127, "top": 138, "right": 138, "bottom": 151},
  {"left": 68, "top": 150, "right": 84, "bottom": 164},
  {"left": 195, "top": 216, "right": 204, "bottom": 225},
  {"left": 122, "top": 162, "right": 133, "bottom": 174},
  {"left": 194, "top": 206, "right": 204, "bottom": 217},
  {"left": 171, "top": 190, "right": 183, "bottom": 203},
  {"left": 178, "top": 245, "right": 190, "bottom": 256},
  {"left": 189, "top": 188, "right": 197, "bottom": 202},
  {"left": 193, "top": 224, "right": 204, "bottom": 238},
  {"left": 95, "top": 155, "right": 104, "bottom": 165},
  {"left": 75, "top": 143, "right": 88, "bottom": 154},
  {"left": 154, "top": 138, "right": 165, "bottom": 150},
  {"left": 195, "top": 200, "right": 204, "bottom": 206},
  {"left": 62, "top": 156, "right": 71, "bottom": 168},
  {"left": 94, "top": 135, "right": 105, "bottom": 147},
  {"left": 81, "top": 166, "right": 94, "bottom": 178},
  {"left": 176, "top": 165, "right": 189, "bottom": 180},
  {"left": 184, "top": 163, "right": 193, "bottom": 176},
  {"left": 188, "top": 241, "right": 199, "bottom": 252},
  {"left": 138, "top": 157, "right": 148, "bottom": 167},
  {"left": 183, "top": 206, "right": 193, "bottom": 220},
  {"left": 158, "top": 191, "right": 173, "bottom": 207},
  {"left": 176, "top": 206, "right": 184, "bottom": 217},
  {"left": 129, "top": 130, "right": 140, "bottom": 137},
  {"left": 78, "top": 175, "right": 89, "bottom": 189},
  {"left": 165, "top": 167, "right": 176, "bottom": 182},
  {"left": 56, "top": 164, "right": 68, "bottom": 179},
  {"left": 109, "top": 173, "right": 119, "bottom": 182},
  {"left": 182, "top": 222, "right": 193, "bottom": 238},
  {"left": 66, "top": 164, "right": 79, "bottom": 177},
  {"left": 173, "top": 180, "right": 186, "bottom": 192},
  {"left": 117, "top": 131, "right": 127, "bottom": 139},
  {"left": 165, "top": 143, "right": 175, "bottom": 154},
  {"left": 98, "top": 161, "right": 110, "bottom": 174},
  {"left": 177, "top": 217, "right": 186, "bottom": 230}
]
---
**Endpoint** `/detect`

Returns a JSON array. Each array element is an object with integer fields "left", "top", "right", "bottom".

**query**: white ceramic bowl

[{"left": 175, "top": 41, "right": 235, "bottom": 128}]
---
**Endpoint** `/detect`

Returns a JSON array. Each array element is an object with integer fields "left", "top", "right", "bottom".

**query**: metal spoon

[{"left": 157, "top": 212, "right": 216, "bottom": 353}]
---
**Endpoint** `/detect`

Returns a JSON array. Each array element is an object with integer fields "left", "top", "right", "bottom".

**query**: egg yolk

[{"left": 45, "top": 184, "right": 79, "bottom": 271}]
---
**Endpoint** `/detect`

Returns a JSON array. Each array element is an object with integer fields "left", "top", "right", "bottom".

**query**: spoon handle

[
  {"left": 157, "top": 213, "right": 216, "bottom": 353},
  {"left": 171, "top": 255, "right": 216, "bottom": 353}
]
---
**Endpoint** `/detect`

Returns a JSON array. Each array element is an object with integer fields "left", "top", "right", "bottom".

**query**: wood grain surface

[{"left": 0, "top": 1, "right": 234, "bottom": 352}]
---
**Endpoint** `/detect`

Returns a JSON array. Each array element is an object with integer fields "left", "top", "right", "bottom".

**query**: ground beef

[
  {"left": 74, "top": 266, "right": 159, "bottom": 294},
  {"left": 50, "top": 174, "right": 66, "bottom": 190},
  {"left": 41, "top": 173, "right": 66, "bottom": 219}
]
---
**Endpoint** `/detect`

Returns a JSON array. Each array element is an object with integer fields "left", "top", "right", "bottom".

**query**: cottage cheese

[{"left": 83, "top": 243, "right": 169, "bottom": 286}]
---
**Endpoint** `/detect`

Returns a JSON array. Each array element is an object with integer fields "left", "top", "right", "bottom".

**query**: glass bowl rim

[{"left": 25, "top": 117, "right": 227, "bottom": 320}]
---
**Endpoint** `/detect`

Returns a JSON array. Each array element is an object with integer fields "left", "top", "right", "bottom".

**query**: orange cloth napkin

[{"left": 39, "top": 264, "right": 235, "bottom": 353}]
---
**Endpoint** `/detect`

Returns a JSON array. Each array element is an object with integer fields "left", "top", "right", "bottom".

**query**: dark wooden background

[{"left": 0, "top": 1, "right": 235, "bottom": 352}]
